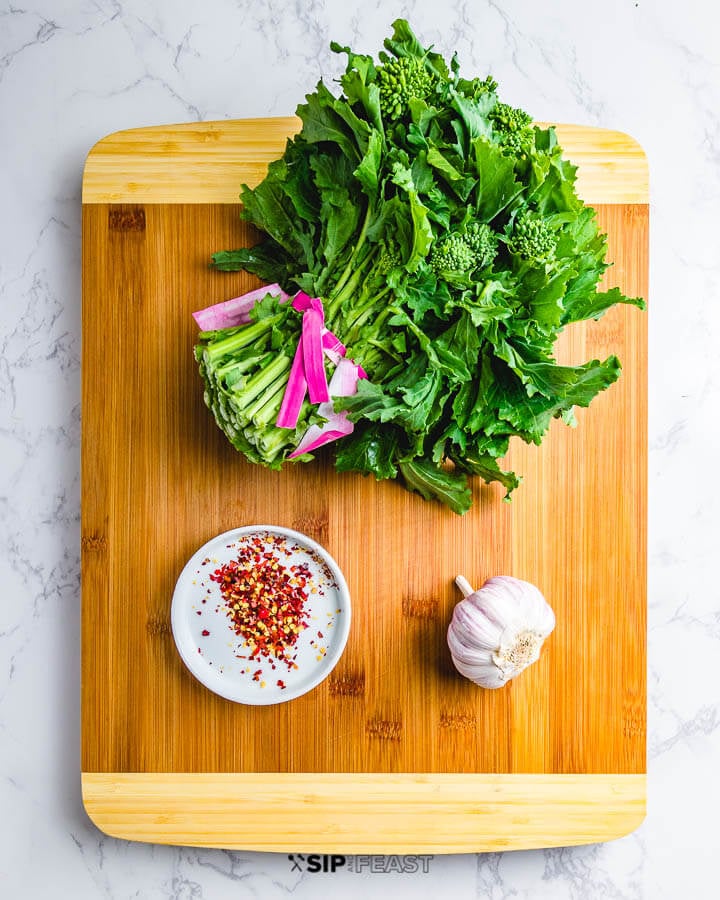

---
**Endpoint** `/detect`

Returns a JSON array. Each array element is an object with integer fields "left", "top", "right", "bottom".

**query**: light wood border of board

[
  {"left": 81, "top": 118, "right": 649, "bottom": 205},
  {"left": 82, "top": 772, "right": 646, "bottom": 852}
]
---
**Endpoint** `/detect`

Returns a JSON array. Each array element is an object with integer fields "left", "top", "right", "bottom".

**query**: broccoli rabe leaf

[
  {"left": 472, "top": 137, "right": 523, "bottom": 221},
  {"left": 334, "top": 422, "right": 400, "bottom": 480},
  {"left": 398, "top": 459, "right": 472, "bottom": 515},
  {"left": 562, "top": 285, "right": 646, "bottom": 324}
]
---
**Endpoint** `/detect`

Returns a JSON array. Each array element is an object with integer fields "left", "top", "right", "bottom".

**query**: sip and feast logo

[{"left": 288, "top": 854, "right": 434, "bottom": 874}]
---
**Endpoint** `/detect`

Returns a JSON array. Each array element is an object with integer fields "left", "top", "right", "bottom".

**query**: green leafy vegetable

[{"left": 199, "top": 18, "right": 645, "bottom": 514}]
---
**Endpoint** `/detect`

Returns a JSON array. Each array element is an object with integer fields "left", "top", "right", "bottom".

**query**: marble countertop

[{"left": 1, "top": 0, "right": 717, "bottom": 896}]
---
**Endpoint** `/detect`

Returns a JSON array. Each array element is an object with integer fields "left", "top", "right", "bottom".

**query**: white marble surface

[{"left": 1, "top": 0, "right": 718, "bottom": 896}]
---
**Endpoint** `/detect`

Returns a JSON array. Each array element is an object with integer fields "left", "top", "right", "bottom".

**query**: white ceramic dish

[{"left": 171, "top": 525, "right": 351, "bottom": 704}]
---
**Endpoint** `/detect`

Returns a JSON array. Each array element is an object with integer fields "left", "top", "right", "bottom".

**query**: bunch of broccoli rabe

[{"left": 198, "top": 19, "right": 644, "bottom": 514}]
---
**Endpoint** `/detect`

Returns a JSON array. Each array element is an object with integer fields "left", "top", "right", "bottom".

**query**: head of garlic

[{"left": 447, "top": 575, "right": 555, "bottom": 689}]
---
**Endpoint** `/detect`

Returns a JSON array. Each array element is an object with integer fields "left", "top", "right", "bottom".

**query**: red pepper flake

[
  {"left": 210, "top": 534, "right": 311, "bottom": 671},
  {"left": 201, "top": 629, "right": 210, "bottom": 636}
]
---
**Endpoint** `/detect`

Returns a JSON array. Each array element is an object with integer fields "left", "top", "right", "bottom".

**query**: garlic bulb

[{"left": 447, "top": 575, "right": 555, "bottom": 689}]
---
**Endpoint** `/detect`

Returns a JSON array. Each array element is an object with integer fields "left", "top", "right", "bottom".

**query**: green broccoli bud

[
  {"left": 430, "top": 224, "right": 499, "bottom": 279},
  {"left": 377, "top": 56, "right": 437, "bottom": 120},
  {"left": 376, "top": 241, "right": 402, "bottom": 274},
  {"left": 430, "top": 233, "right": 476, "bottom": 275},
  {"left": 463, "top": 221, "right": 498, "bottom": 269},
  {"left": 479, "top": 74, "right": 498, "bottom": 94},
  {"left": 506, "top": 210, "right": 557, "bottom": 264},
  {"left": 491, "top": 101, "right": 532, "bottom": 132},
  {"left": 456, "top": 74, "right": 498, "bottom": 101},
  {"left": 490, "top": 101, "right": 534, "bottom": 154}
]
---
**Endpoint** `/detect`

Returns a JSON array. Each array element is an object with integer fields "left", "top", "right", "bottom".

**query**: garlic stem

[{"left": 455, "top": 575, "right": 474, "bottom": 598}]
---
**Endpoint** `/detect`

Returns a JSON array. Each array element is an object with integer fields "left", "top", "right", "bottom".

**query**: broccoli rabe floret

[
  {"left": 506, "top": 210, "right": 556, "bottom": 264},
  {"left": 490, "top": 101, "right": 534, "bottom": 154},
  {"left": 377, "top": 56, "right": 436, "bottom": 120},
  {"left": 431, "top": 224, "right": 500, "bottom": 278},
  {"left": 456, "top": 74, "right": 498, "bottom": 101},
  {"left": 463, "top": 221, "right": 498, "bottom": 269},
  {"left": 430, "top": 233, "right": 476, "bottom": 275},
  {"left": 376, "top": 240, "right": 402, "bottom": 274},
  {"left": 491, "top": 101, "right": 532, "bottom": 132}
]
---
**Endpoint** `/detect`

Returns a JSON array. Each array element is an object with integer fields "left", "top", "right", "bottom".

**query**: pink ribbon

[
  {"left": 276, "top": 293, "right": 359, "bottom": 429},
  {"left": 276, "top": 293, "right": 367, "bottom": 457},
  {"left": 192, "top": 283, "right": 288, "bottom": 330},
  {"left": 287, "top": 358, "right": 366, "bottom": 458}
]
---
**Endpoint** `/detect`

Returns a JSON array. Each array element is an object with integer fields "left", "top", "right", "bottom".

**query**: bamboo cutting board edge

[
  {"left": 81, "top": 118, "right": 648, "bottom": 851},
  {"left": 81, "top": 772, "right": 646, "bottom": 853},
  {"left": 81, "top": 117, "right": 649, "bottom": 205}
]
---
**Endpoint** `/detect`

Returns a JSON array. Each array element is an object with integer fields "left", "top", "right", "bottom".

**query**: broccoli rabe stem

[
  {"left": 241, "top": 371, "right": 289, "bottom": 425},
  {"left": 250, "top": 383, "right": 287, "bottom": 428},
  {"left": 325, "top": 202, "right": 375, "bottom": 300},
  {"left": 236, "top": 353, "right": 291, "bottom": 407},
  {"left": 323, "top": 245, "right": 377, "bottom": 321},
  {"left": 321, "top": 241, "right": 400, "bottom": 376},
  {"left": 204, "top": 313, "right": 283, "bottom": 363},
  {"left": 215, "top": 351, "right": 272, "bottom": 379},
  {"left": 344, "top": 285, "right": 393, "bottom": 340},
  {"left": 252, "top": 424, "right": 294, "bottom": 460}
]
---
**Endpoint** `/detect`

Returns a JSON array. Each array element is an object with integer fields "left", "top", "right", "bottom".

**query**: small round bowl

[{"left": 171, "top": 525, "right": 351, "bottom": 704}]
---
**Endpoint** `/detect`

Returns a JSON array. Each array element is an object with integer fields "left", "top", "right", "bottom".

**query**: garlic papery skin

[{"left": 447, "top": 575, "right": 555, "bottom": 689}]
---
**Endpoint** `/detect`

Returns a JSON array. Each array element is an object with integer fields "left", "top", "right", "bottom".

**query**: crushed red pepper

[{"left": 210, "top": 535, "right": 311, "bottom": 670}]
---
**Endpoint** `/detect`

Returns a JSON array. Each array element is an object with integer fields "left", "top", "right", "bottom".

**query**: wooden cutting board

[{"left": 81, "top": 118, "right": 648, "bottom": 852}]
